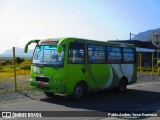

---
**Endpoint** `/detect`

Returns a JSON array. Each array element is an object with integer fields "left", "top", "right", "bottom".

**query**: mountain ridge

[
  {"left": 2, "top": 47, "right": 34, "bottom": 55},
  {"left": 131, "top": 28, "right": 160, "bottom": 41}
]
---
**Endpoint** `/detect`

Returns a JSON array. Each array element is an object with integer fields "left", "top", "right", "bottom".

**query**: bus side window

[
  {"left": 123, "top": 48, "right": 135, "bottom": 63},
  {"left": 68, "top": 42, "right": 85, "bottom": 64},
  {"left": 107, "top": 47, "right": 122, "bottom": 63},
  {"left": 88, "top": 45, "right": 106, "bottom": 64}
]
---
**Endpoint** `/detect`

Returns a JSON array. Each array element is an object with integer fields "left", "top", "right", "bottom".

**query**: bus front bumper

[{"left": 30, "top": 79, "right": 66, "bottom": 94}]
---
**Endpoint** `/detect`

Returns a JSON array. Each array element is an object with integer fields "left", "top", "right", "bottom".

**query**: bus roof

[{"left": 40, "top": 37, "right": 135, "bottom": 48}]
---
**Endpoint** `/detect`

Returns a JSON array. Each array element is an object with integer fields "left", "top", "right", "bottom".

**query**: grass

[
  {"left": 0, "top": 58, "right": 32, "bottom": 94},
  {"left": 0, "top": 59, "right": 31, "bottom": 77}
]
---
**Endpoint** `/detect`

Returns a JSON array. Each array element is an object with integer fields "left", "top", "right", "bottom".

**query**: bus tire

[
  {"left": 116, "top": 79, "right": 127, "bottom": 93},
  {"left": 72, "top": 82, "right": 87, "bottom": 100},
  {"left": 44, "top": 92, "right": 54, "bottom": 98}
]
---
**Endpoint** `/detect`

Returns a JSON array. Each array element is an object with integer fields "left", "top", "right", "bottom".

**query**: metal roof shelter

[{"left": 109, "top": 40, "right": 156, "bottom": 49}]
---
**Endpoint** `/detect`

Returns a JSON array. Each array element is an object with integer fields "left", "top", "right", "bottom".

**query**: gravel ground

[
  {"left": 0, "top": 75, "right": 47, "bottom": 104},
  {"left": 136, "top": 73, "right": 160, "bottom": 84},
  {"left": 0, "top": 73, "right": 160, "bottom": 104}
]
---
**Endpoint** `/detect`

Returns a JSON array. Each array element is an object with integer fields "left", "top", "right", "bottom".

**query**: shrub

[
  {"left": 20, "top": 59, "right": 31, "bottom": 70},
  {"left": 2, "top": 62, "right": 7, "bottom": 66},
  {"left": 16, "top": 57, "right": 24, "bottom": 64},
  {"left": 20, "top": 66, "right": 31, "bottom": 70}
]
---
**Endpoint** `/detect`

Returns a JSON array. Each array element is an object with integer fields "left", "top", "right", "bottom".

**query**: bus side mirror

[
  {"left": 57, "top": 38, "right": 67, "bottom": 53},
  {"left": 24, "top": 42, "right": 31, "bottom": 53},
  {"left": 24, "top": 40, "right": 40, "bottom": 53},
  {"left": 57, "top": 46, "right": 62, "bottom": 53},
  {"left": 57, "top": 38, "right": 74, "bottom": 53}
]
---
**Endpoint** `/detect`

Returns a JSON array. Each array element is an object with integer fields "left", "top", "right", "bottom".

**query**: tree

[{"left": 16, "top": 57, "right": 24, "bottom": 64}]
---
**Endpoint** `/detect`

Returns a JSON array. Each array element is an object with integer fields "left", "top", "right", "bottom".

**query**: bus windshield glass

[{"left": 32, "top": 45, "right": 64, "bottom": 67}]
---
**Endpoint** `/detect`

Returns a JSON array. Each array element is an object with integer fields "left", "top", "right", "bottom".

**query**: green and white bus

[{"left": 25, "top": 38, "right": 137, "bottom": 99}]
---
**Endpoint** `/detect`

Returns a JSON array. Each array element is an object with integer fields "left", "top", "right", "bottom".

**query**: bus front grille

[{"left": 36, "top": 76, "right": 50, "bottom": 83}]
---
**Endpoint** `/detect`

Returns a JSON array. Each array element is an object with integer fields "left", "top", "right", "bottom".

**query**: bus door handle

[{"left": 81, "top": 67, "right": 85, "bottom": 73}]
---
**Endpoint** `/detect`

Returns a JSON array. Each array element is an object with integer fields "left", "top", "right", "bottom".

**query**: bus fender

[{"left": 67, "top": 80, "right": 88, "bottom": 95}]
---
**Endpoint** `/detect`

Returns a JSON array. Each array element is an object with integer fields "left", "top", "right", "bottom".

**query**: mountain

[
  {"left": 131, "top": 28, "right": 160, "bottom": 41},
  {"left": 3, "top": 47, "right": 34, "bottom": 55}
]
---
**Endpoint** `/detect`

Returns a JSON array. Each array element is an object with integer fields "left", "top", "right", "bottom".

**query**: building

[{"left": 109, "top": 40, "right": 159, "bottom": 68}]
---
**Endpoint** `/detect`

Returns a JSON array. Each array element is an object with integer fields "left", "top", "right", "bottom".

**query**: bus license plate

[{"left": 38, "top": 81, "right": 45, "bottom": 87}]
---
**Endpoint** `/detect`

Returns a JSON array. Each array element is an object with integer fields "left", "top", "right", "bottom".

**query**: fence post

[
  {"left": 138, "top": 52, "right": 140, "bottom": 70},
  {"left": 152, "top": 53, "right": 154, "bottom": 74},
  {"left": 13, "top": 47, "right": 17, "bottom": 91},
  {"left": 140, "top": 53, "right": 142, "bottom": 73}
]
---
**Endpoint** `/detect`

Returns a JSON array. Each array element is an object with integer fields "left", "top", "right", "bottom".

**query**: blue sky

[{"left": 0, "top": 0, "right": 160, "bottom": 53}]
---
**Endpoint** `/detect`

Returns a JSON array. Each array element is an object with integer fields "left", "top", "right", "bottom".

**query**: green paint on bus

[{"left": 25, "top": 37, "right": 137, "bottom": 99}]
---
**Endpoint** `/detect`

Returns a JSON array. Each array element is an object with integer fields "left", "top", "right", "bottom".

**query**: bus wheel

[
  {"left": 117, "top": 79, "right": 127, "bottom": 93},
  {"left": 72, "top": 83, "right": 87, "bottom": 100},
  {"left": 44, "top": 92, "right": 54, "bottom": 98}
]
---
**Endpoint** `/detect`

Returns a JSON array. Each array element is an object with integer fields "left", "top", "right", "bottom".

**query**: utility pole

[{"left": 130, "top": 32, "right": 132, "bottom": 40}]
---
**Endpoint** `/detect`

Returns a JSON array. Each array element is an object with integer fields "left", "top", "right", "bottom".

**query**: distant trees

[
  {"left": 16, "top": 57, "right": 24, "bottom": 64},
  {"left": 1, "top": 61, "right": 12, "bottom": 66},
  {"left": 0, "top": 57, "right": 25, "bottom": 66}
]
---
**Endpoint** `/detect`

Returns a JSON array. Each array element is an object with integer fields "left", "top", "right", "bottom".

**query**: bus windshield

[{"left": 32, "top": 45, "right": 64, "bottom": 67}]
